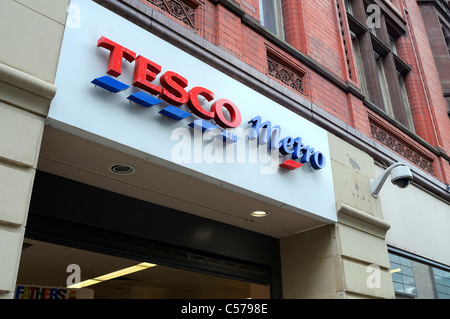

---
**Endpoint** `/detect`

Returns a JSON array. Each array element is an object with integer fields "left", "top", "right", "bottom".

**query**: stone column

[
  {"left": 280, "top": 133, "right": 395, "bottom": 299},
  {"left": 0, "top": 0, "right": 68, "bottom": 299}
]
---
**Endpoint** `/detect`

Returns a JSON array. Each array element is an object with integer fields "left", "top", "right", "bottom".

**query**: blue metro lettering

[
  {"left": 248, "top": 116, "right": 281, "bottom": 150},
  {"left": 248, "top": 115, "right": 326, "bottom": 171},
  {"left": 279, "top": 136, "right": 295, "bottom": 155}
]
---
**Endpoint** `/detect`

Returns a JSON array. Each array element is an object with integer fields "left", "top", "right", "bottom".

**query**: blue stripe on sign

[
  {"left": 127, "top": 92, "right": 162, "bottom": 107},
  {"left": 91, "top": 76, "right": 130, "bottom": 93},
  {"left": 188, "top": 119, "right": 219, "bottom": 132},
  {"left": 159, "top": 105, "right": 192, "bottom": 120}
]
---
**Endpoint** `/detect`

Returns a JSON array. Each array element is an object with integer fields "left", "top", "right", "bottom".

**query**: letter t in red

[{"left": 97, "top": 36, "right": 136, "bottom": 77}]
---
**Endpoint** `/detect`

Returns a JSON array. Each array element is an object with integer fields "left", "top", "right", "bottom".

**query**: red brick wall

[
  {"left": 298, "top": 0, "right": 346, "bottom": 78},
  {"left": 215, "top": 4, "right": 242, "bottom": 58}
]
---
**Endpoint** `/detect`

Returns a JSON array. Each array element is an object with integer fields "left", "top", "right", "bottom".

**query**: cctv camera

[
  {"left": 390, "top": 166, "right": 412, "bottom": 189},
  {"left": 370, "top": 162, "right": 413, "bottom": 198}
]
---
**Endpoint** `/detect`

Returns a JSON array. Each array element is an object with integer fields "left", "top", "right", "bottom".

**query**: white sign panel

[{"left": 49, "top": 0, "right": 336, "bottom": 223}]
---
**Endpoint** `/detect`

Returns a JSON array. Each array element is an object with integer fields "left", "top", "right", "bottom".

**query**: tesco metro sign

[{"left": 92, "top": 36, "right": 326, "bottom": 172}]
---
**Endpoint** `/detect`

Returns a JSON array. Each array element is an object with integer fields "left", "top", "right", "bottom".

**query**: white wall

[{"left": 375, "top": 165, "right": 450, "bottom": 266}]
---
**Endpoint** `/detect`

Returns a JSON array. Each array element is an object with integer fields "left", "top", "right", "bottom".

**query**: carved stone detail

[
  {"left": 369, "top": 120, "right": 435, "bottom": 175},
  {"left": 145, "top": 0, "right": 196, "bottom": 29},
  {"left": 267, "top": 56, "right": 305, "bottom": 94}
]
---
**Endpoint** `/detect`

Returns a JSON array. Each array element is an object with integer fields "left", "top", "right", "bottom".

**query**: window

[
  {"left": 344, "top": 0, "right": 353, "bottom": 15},
  {"left": 442, "top": 25, "right": 450, "bottom": 56},
  {"left": 375, "top": 52, "right": 392, "bottom": 115},
  {"left": 259, "top": 0, "right": 284, "bottom": 39},
  {"left": 389, "top": 36, "right": 398, "bottom": 55},
  {"left": 351, "top": 33, "right": 368, "bottom": 95},
  {"left": 389, "top": 253, "right": 417, "bottom": 297},
  {"left": 389, "top": 248, "right": 450, "bottom": 299},
  {"left": 391, "top": 31, "right": 415, "bottom": 132},
  {"left": 432, "top": 268, "right": 450, "bottom": 299},
  {"left": 397, "top": 72, "right": 415, "bottom": 130},
  {"left": 345, "top": 0, "right": 415, "bottom": 131},
  {"left": 437, "top": 21, "right": 450, "bottom": 117}
]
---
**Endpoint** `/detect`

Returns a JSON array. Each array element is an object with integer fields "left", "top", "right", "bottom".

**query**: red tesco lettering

[{"left": 97, "top": 36, "right": 241, "bottom": 129}]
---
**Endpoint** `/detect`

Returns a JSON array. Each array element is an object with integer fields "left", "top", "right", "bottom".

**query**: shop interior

[{"left": 16, "top": 238, "right": 270, "bottom": 299}]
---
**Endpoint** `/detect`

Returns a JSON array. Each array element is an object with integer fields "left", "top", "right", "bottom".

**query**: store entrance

[
  {"left": 16, "top": 171, "right": 281, "bottom": 299},
  {"left": 16, "top": 238, "right": 270, "bottom": 299}
]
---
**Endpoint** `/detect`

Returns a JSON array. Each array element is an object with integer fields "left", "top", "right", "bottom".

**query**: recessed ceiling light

[
  {"left": 250, "top": 210, "right": 270, "bottom": 218},
  {"left": 109, "top": 164, "right": 135, "bottom": 175}
]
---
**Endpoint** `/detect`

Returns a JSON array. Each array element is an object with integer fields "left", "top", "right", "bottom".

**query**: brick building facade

[{"left": 0, "top": 0, "right": 449, "bottom": 300}]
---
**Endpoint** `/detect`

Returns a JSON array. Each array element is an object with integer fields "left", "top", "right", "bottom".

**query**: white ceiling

[{"left": 37, "top": 126, "right": 325, "bottom": 239}]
